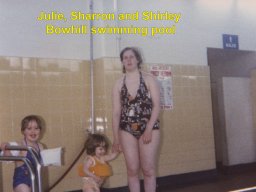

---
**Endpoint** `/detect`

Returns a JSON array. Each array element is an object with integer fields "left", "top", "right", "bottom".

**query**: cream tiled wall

[
  {"left": 0, "top": 56, "right": 216, "bottom": 191},
  {"left": 0, "top": 57, "right": 91, "bottom": 192}
]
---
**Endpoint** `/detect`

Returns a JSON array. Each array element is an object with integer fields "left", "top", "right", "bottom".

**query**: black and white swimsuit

[{"left": 119, "top": 72, "right": 160, "bottom": 139}]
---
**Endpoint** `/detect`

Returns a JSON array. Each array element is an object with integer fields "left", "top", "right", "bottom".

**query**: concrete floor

[{"left": 158, "top": 170, "right": 256, "bottom": 192}]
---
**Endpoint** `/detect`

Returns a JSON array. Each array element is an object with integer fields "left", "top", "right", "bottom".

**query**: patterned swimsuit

[
  {"left": 13, "top": 140, "right": 42, "bottom": 189},
  {"left": 119, "top": 72, "right": 160, "bottom": 139}
]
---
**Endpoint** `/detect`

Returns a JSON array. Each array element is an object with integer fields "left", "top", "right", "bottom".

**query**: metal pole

[
  {"left": 27, "top": 146, "right": 43, "bottom": 192},
  {"left": 1, "top": 145, "right": 43, "bottom": 192},
  {"left": 89, "top": 0, "right": 95, "bottom": 133},
  {"left": 114, "top": 0, "right": 121, "bottom": 54},
  {"left": 0, "top": 156, "right": 36, "bottom": 192}
]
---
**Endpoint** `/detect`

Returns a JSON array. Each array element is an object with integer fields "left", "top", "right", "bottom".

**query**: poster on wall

[{"left": 150, "top": 64, "right": 173, "bottom": 110}]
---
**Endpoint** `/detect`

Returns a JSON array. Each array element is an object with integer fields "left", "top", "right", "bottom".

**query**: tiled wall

[
  {"left": 0, "top": 57, "right": 91, "bottom": 192},
  {"left": 0, "top": 56, "right": 216, "bottom": 191}
]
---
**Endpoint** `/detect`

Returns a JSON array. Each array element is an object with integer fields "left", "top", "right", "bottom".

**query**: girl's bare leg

[{"left": 14, "top": 184, "right": 31, "bottom": 192}]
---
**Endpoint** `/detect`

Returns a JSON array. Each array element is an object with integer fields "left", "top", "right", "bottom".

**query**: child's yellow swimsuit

[
  {"left": 78, "top": 156, "right": 112, "bottom": 177},
  {"left": 89, "top": 156, "right": 112, "bottom": 177},
  {"left": 79, "top": 156, "right": 112, "bottom": 189}
]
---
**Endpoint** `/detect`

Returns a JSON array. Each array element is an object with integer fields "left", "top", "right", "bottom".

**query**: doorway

[{"left": 207, "top": 48, "right": 256, "bottom": 171}]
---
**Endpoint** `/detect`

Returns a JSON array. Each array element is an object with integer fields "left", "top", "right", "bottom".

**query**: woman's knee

[
  {"left": 127, "top": 166, "right": 140, "bottom": 177},
  {"left": 142, "top": 166, "right": 155, "bottom": 177}
]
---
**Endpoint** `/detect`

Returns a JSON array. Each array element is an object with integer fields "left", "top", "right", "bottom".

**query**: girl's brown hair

[
  {"left": 120, "top": 47, "right": 143, "bottom": 73},
  {"left": 84, "top": 134, "right": 110, "bottom": 155},
  {"left": 21, "top": 115, "right": 42, "bottom": 132}
]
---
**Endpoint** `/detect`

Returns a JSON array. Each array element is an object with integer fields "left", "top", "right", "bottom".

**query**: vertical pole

[
  {"left": 28, "top": 147, "right": 42, "bottom": 192},
  {"left": 0, "top": 156, "right": 36, "bottom": 192},
  {"left": 114, "top": 0, "right": 121, "bottom": 54},
  {"left": 89, "top": 0, "right": 95, "bottom": 133}
]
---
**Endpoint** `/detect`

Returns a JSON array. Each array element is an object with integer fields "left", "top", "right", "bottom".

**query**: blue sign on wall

[{"left": 223, "top": 34, "right": 239, "bottom": 49}]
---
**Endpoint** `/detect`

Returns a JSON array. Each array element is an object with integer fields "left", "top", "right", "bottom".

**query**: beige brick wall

[{"left": 0, "top": 56, "right": 216, "bottom": 191}]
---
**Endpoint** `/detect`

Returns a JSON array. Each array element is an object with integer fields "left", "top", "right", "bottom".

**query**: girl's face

[
  {"left": 23, "top": 120, "right": 41, "bottom": 143},
  {"left": 122, "top": 50, "right": 139, "bottom": 72},
  {"left": 95, "top": 144, "right": 106, "bottom": 158}
]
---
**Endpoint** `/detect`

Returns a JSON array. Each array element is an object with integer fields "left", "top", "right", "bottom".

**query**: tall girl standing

[{"left": 112, "top": 47, "right": 161, "bottom": 192}]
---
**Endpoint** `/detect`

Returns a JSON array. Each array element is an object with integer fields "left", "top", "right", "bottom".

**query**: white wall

[
  {"left": 0, "top": 0, "right": 256, "bottom": 65},
  {"left": 220, "top": 77, "right": 256, "bottom": 165}
]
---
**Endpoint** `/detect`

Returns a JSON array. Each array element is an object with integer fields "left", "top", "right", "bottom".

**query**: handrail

[
  {"left": 0, "top": 156, "right": 36, "bottom": 192},
  {"left": 26, "top": 146, "right": 43, "bottom": 192},
  {"left": 0, "top": 145, "right": 43, "bottom": 192}
]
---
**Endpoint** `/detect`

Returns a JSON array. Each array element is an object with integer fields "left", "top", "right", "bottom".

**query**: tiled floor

[{"left": 159, "top": 170, "right": 256, "bottom": 192}]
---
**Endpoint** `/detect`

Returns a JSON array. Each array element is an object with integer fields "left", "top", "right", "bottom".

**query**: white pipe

[
  {"left": 114, "top": 0, "right": 121, "bottom": 54},
  {"left": 89, "top": 0, "right": 95, "bottom": 133}
]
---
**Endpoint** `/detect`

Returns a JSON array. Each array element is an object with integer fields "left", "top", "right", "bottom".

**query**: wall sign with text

[
  {"left": 150, "top": 64, "right": 173, "bottom": 110},
  {"left": 223, "top": 34, "right": 239, "bottom": 49}
]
